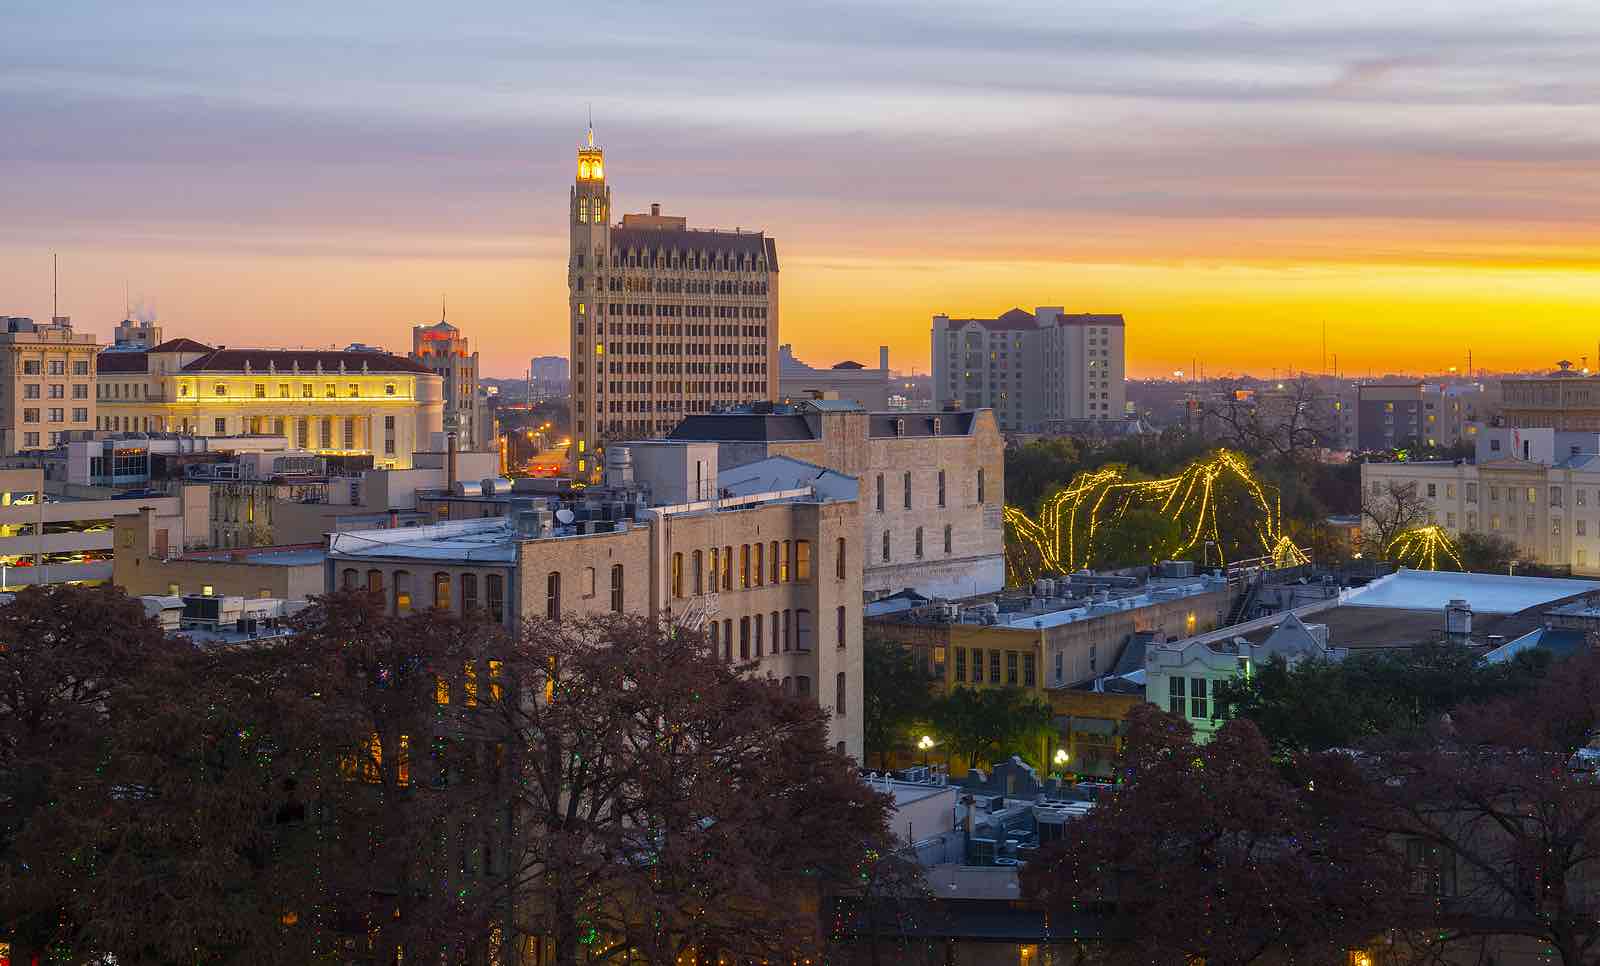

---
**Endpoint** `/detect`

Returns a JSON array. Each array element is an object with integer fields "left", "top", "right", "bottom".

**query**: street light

[
  {"left": 918, "top": 734, "right": 934, "bottom": 766},
  {"left": 1054, "top": 748, "right": 1069, "bottom": 768}
]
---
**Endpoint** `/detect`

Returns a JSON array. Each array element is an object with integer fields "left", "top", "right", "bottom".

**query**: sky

[{"left": 4, "top": 1, "right": 1600, "bottom": 379}]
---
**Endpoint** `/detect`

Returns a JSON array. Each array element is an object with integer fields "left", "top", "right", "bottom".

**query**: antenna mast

[{"left": 52, "top": 253, "right": 58, "bottom": 320}]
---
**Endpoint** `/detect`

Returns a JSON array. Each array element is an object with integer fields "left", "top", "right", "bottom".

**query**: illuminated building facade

[
  {"left": 568, "top": 127, "right": 780, "bottom": 479},
  {"left": 0, "top": 316, "right": 99, "bottom": 455},
  {"left": 95, "top": 339, "right": 444, "bottom": 469},
  {"left": 931, "top": 307, "right": 1126, "bottom": 432},
  {"left": 411, "top": 320, "right": 485, "bottom": 449}
]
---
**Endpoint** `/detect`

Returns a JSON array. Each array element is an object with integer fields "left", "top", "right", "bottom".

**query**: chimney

[
  {"left": 879, "top": 345, "right": 889, "bottom": 371},
  {"left": 446, "top": 431, "right": 458, "bottom": 491},
  {"left": 650, "top": 202, "right": 661, "bottom": 217},
  {"left": 388, "top": 509, "right": 399, "bottom": 529}
]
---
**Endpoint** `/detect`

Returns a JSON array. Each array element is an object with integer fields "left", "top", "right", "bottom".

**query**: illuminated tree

[{"left": 1361, "top": 479, "right": 1431, "bottom": 558}]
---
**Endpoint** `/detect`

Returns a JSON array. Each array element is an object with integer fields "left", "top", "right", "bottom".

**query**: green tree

[
  {"left": 1089, "top": 506, "right": 1185, "bottom": 568},
  {"left": 862, "top": 637, "right": 932, "bottom": 769},
  {"left": 1005, "top": 437, "right": 1084, "bottom": 510},
  {"left": 928, "top": 687, "right": 1053, "bottom": 770},
  {"left": 1216, "top": 641, "right": 1549, "bottom": 758},
  {"left": 1455, "top": 530, "right": 1519, "bottom": 573}
]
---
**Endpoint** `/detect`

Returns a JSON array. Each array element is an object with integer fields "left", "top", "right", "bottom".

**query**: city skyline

[{"left": 6, "top": 1, "right": 1600, "bottom": 378}]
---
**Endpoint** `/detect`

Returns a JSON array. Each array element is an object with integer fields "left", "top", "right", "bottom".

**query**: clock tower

[{"left": 569, "top": 127, "right": 610, "bottom": 478}]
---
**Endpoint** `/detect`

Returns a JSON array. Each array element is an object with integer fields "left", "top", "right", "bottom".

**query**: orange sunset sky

[{"left": 5, "top": 2, "right": 1600, "bottom": 379}]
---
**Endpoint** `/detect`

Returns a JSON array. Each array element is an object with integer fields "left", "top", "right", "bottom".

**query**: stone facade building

[
  {"left": 411, "top": 320, "right": 484, "bottom": 449},
  {"left": 94, "top": 339, "right": 444, "bottom": 469},
  {"left": 324, "top": 446, "right": 864, "bottom": 758},
  {"left": 931, "top": 307, "right": 1125, "bottom": 432},
  {"left": 0, "top": 316, "right": 99, "bottom": 454},
  {"left": 669, "top": 400, "right": 1006, "bottom": 600},
  {"left": 568, "top": 128, "right": 779, "bottom": 480}
]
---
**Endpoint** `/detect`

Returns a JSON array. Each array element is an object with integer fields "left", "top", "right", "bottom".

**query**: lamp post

[
  {"left": 918, "top": 734, "right": 934, "bottom": 767},
  {"left": 1054, "top": 747, "right": 1069, "bottom": 778}
]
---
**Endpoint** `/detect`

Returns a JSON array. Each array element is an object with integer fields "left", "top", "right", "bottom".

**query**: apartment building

[
  {"left": 1356, "top": 381, "right": 1483, "bottom": 452},
  {"left": 411, "top": 320, "right": 485, "bottom": 449},
  {"left": 931, "top": 307, "right": 1125, "bottom": 432},
  {"left": 1500, "top": 366, "right": 1600, "bottom": 430},
  {"left": 669, "top": 400, "right": 1006, "bottom": 600},
  {"left": 0, "top": 316, "right": 99, "bottom": 455},
  {"left": 324, "top": 444, "right": 863, "bottom": 757},
  {"left": 94, "top": 339, "right": 444, "bottom": 468},
  {"left": 568, "top": 128, "right": 779, "bottom": 479}
]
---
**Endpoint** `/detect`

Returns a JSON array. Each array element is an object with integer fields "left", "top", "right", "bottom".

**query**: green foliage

[
  {"left": 927, "top": 687, "right": 1053, "bottom": 769},
  {"left": 1455, "top": 530, "right": 1521, "bottom": 573},
  {"left": 1088, "top": 506, "right": 1185, "bottom": 569},
  {"left": 1004, "top": 428, "right": 1212, "bottom": 513},
  {"left": 1216, "top": 641, "right": 1550, "bottom": 757},
  {"left": 862, "top": 637, "right": 933, "bottom": 769}
]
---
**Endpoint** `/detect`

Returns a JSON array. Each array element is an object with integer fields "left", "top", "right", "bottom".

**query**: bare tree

[
  {"left": 1198, "top": 376, "right": 1338, "bottom": 465},
  {"left": 1362, "top": 478, "right": 1432, "bottom": 557}
]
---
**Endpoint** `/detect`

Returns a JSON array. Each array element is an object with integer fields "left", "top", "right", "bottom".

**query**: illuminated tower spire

[{"left": 569, "top": 122, "right": 611, "bottom": 480}]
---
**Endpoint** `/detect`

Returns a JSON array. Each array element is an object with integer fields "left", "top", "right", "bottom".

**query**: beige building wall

[
  {"left": 114, "top": 509, "right": 324, "bottom": 598},
  {"left": 0, "top": 322, "right": 99, "bottom": 455}
]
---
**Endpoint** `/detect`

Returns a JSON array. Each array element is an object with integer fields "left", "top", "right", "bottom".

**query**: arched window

[
  {"left": 944, "top": 524, "right": 953, "bottom": 554},
  {"left": 433, "top": 572, "right": 452, "bottom": 611},
  {"left": 780, "top": 541, "right": 791, "bottom": 582},
  {"left": 740, "top": 544, "right": 750, "bottom": 588},
  {"left": 770, "top": 541, "right": 779, "bottom": 581},
  {"left": 610, "top": 564, "right": 624, "bottom": 612},
  {"left": 367, "top": 569, "right": 383, "bottom": 594},
  {"left": 836, "top": 672, "right": 847, "bottom": 716},
  {"left": 546, "top": 571, "right": 561, "bottom": 620},
  {"left": 393, "top": 571, "right": 412, "bottom": 614},
  {"left": 837, "top": 605, "right": 847, "bottom": 649},
  {"left": 693, "top": 550, "right": 704, "bottom": 594},
  {"left": 938, "top": 469, "right": 947, "bottom": 507},
  {"left": 461, "top": 573, "right": 478, "bottom": 612},
  {"left": 342, "top": 568, "right": 359, "bottom": 590},
  {"left": 882, "top": 530, "right": 891, "bottom": 562},
  {"left": 754, "top": 545, "right": 764, "bottom": 585},
  {"left": 672, "top": 552, "right": 684, "bottom": 599},
  {"left": 836, "top": 740, "right": 847, "bottom": 756},
  {"left": 721, "top": 545, "right": 733, "bottom": 590},
  {"left": 836, "top": 537, "right": 846, "bottom": 580}
]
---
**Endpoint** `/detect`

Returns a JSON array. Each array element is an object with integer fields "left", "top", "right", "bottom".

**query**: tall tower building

[{"left": 568, "top": 128, "right": 779, "bottom": 479}]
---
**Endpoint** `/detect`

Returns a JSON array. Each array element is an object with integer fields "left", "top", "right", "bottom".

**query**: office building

[
  {"left": 669, "top": 400, "right": 1005, "bottom": 600},
  {"left": 110, "top": 318, "right": 163, "bottom": 351},
  {"left": 114, "top": 506, "right": 327, "bottom": 599},
  {"left": 529, "top": 355, "right": 568, "bottom": 397},
  {"left": 568, "top": 128, "right": 780, "bottom": 479},
  {"left": 778, "top": 345, "right": 893, "bottom": 410},
  {"left": 94, "top": 339, "right": 444, "bottom": 469},
  {"left": 1500, "top": 365, "right": 1600, "bottom": 430},
  {"left": 325, "top": 442, "right": 863, "bottom": 758},
  {"left": 0, "top": 316, "right": 99, "bottom": 455},
  {"left": 931, "top": 307, "right": 1125, "bottom": 432},
  {"left": 411, "top": 320, "right": 485, "bottom": 449},
  {"left": 1356, "top": 381, "right": 1484, "bottom": 452}
]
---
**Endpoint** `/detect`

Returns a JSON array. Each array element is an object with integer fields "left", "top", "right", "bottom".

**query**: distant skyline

[{"left": 5, "top": 1, "right": 1600, "bottom": 378}]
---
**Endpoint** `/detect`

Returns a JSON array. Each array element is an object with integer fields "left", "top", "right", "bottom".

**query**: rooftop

[
  {"left": 177, "top": 544, "right": 329, "bottom": 567},
  {"left": 1342, "top": 568, "right": 1600, "bottom": 615}
]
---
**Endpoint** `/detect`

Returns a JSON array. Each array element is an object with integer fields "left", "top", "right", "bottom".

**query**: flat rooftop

[
  {"left": 1343, "top": 569, "right": 1600, "bottom": 615},
  {"left": 328, "top": 518, "right": 520, "bottom": 564},
  {"left": 179, "top": 544, "right": 328, "bottom": 567}
]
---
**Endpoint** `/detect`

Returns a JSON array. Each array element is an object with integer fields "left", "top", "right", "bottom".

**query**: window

[
  {"left": 367, "top": 570, "right": 383, "bottom": 594},
  {"left": 1168, "top": 676, "right": 1186, "bottom": 714},
  {"left": 914, "top": 527, "right": 924, "bottom": 558},
  {"left": 1552, "top": 486, "right": 1564, "bottom": 507},
  {"left": 796, "top": 540, "right": 811, "bottom": 580},
  {"left": 835, "top": 537, "right": 846, "bottom": 579},
  {"left": 903, "top": 472, "right": 912, "bottom": 508},
  {"left": 770, "top": 541, "right": 779, "bottom": 583},
  {"left": 795, "top": 609, "right": 812, "bottom": 651},
  {"left": 795, "top": 676, "right": 810, "bottom": 698},
  {"left": 214, "top": 383, "right": 227, "bottom": 396},
  {"left": 394, "top": 570, "right": 413, "bottom": 614},
  {"left": 955, "top": 647, "right": 967, "bottom": 682},
  {"left": 754, "top": 546, "right": 764, "bottom": 585},
  {"left": 1426, "top": 483, "right": 1436, "bottom": 498},
  {"left": 836, "top": 672, "right": 847, "bottom": 716},
  {"left": 944, "top": 524, "right": 953, "bottom": 554},
  {"left": 1190, "top": 677, "right": 1209, "bottom": 719},
  {"left": 72, "top": 360, "right": 88, "bottom": 375},
  {"left": 48, "top": 360, "right": 64, "bottom": 376},
  {"left": 978, "top": 468, "right": 986, "bottom": 504},
  {"left": 672, "top": 552, "right": 684, "bottom": 598},
  {"left": 780, "top": 540, "right": 791, "bottom": 581},
  {"left": 486, "top": 574, "right": 504, "bottom": 622},
  {"left": 937, "top": 469, "right": 946, "bottom": 507},
  {"left": 21, "top": 409, "right": 36, "bottom": 424},
  {"left": 710, "top": 621, "right": 720, "bottom": 657},
  {"left": 882, "top": 530, "right": 891, "bottom": 561},
  {"left": 1405, "top": 839, "right": 1457, "bottom": 897},
  {"left": 546, "top": 572, "right": 561, "bottom": 620},
  {"left": 433, "top": 572, "right": 452, "bottom": 611},
  {"left": 782, "top": 609, "right": 792, "bottom": 651},
  {"left": 754, "top": 614, "right": 764, "bottom": 657},
  {"left": 610, "top": 564, "right": 624, "bottom": 612},
  {"left": 709, "top": 547, "right": 719, "bottom": 591},
  {"left": 302, "top": 384, "right": 313, "bottom": 398},
  {"left": 740, "top": 544, "right": 750, "bottom": 588},
  {"left": 22, "top": 385, "right": 37, "bottom": 399},
  {"left": 214, "top": 417, "right": 226, "bottom": 434},
  {"left": 739, "top": 617, "right": 751, "bottom": 660},
  {"left": 971, "top": 648, "right": 983, "bottom": 682},
  {"left": 1466, "top": 483, "right": 1478, "bottom": 503},
  {"left": 461, "top": 573, "right": 478, "bottom": 612},
  {"left": 1580, "top": 520, "right": 1589, "bottom": 537},
  {"left": 582, "top": 566, "right": 595, "bottom": 598},
  {"left": 463, "top": 662, "right": 478, "bottom": 707},
  {"left": 349, "top": 383, "right": 360, "bottom": 398},
  {"left": 989, "top": 650, "right": 1000, "bottom": 682},
  {"left": 836, "top": 605, "right": 847, "bottom": 648},
  {"left": 1007, "top": 651, "right": 1018, "bottom": 685},
  {"left": 693, "top": 550, "right": 704, "bottom": 594},
  {"left": 1024, "top": 653, "right": 1036, "bottom": 686},
  {"left": 386, "top": 383, "right": 397, "bottom": 396},
  {"left": 875, "top": 474, "right": 884, "bottom": 512},
  {"left": 254, "top": 383, "right": 266, "bottom": 398},
  {"left": 342, "top": 568, "right": 359, "bottom": 590},
  {"left": 21, "top": 361, "right": 38, "bottom": 375},
  {"left": 722, "top": 545, "right": 733, "bottom": 590}
]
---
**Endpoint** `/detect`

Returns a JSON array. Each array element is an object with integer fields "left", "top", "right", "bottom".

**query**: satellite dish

[{"left": 555, "top": 508, "right": 575, "bottom": 525}]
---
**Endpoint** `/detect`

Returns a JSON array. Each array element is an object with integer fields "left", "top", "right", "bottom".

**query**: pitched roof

[
  {"left": 831, "top": 361, "right": 865, "bottom": 370},
  {"left": 867, "top": 412, "right": 976, "bottom": 438},
  {"left": 668, "top": 413, "right": 817, "bottom": 443},
  {"left": 608, "top": 227, "right": 779, "bottom": 271},
  {"left": 95, "top": 351, "right": 149, "bottom": 373},
  {"left": 181, "top": 348, "right": 432, "bottom": 375},
  {"left": 150, "top": 337, "right": 216, "bottom": 353}
]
